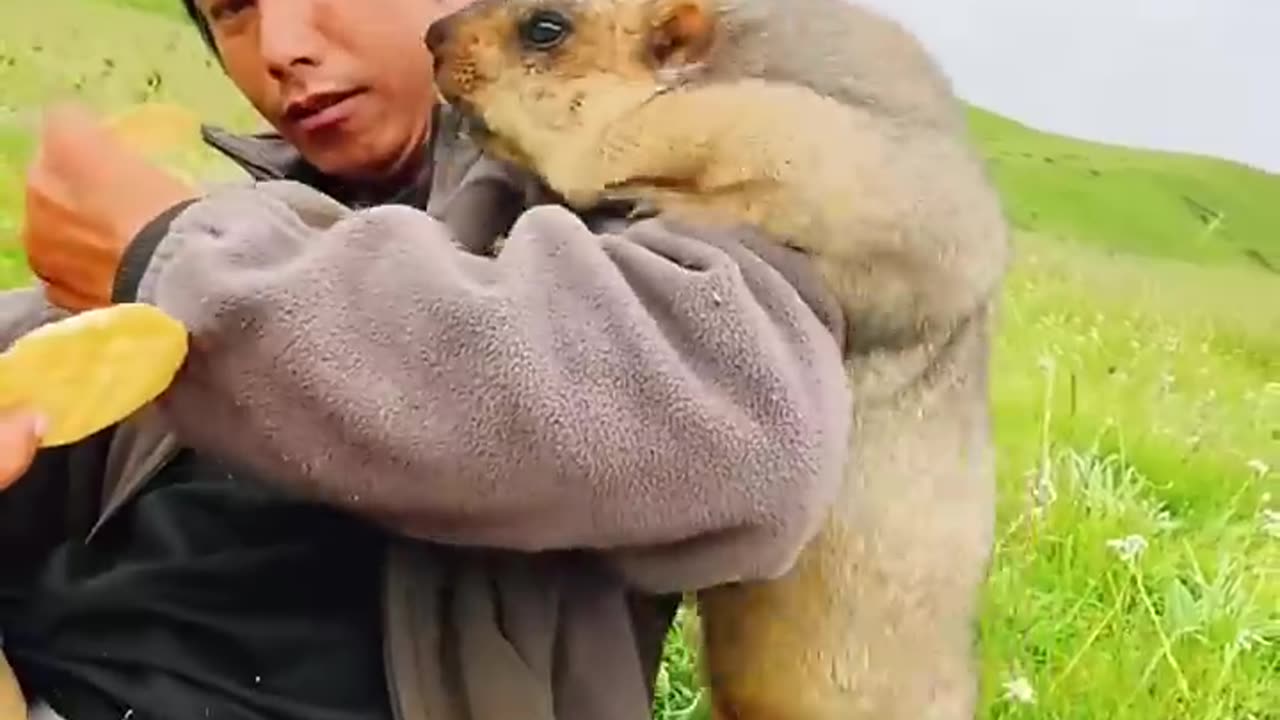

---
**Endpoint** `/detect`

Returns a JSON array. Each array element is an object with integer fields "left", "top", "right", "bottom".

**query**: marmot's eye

[{"left": 519, "top": 9, "right": 573, "bottom": 50}]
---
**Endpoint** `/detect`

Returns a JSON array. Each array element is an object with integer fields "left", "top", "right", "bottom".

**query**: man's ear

[{"left": 646, "top": 0, "right": 715, "bottom": 69}]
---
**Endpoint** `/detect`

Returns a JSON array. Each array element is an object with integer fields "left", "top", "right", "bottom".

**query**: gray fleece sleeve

[
  {"left": 0, "top": 286, "right": 68, "bottom": 350},
  {"left": 134, "top": 180, "right": 851, "bottom": 593}
]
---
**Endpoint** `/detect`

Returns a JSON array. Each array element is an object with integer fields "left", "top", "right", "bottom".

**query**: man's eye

[
  {"left": 519, "top": 10, "right": 573, "bottom": 50},
  {"left": 207, "top": 0, "right": 255, "bottom": 22}
]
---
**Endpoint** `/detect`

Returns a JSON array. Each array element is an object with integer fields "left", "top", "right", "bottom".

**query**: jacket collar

[{"left": 198, "top": 107, "right": 445, "bottom": 210}]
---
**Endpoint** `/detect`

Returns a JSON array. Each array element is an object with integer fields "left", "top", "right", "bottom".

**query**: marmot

[{"left": 426, "top": 1, "right": 1010, "bottom": 718}]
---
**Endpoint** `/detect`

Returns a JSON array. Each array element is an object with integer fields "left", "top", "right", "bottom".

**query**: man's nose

[{"left": 260, "top": 0, "right": 326, "bottom": 78}]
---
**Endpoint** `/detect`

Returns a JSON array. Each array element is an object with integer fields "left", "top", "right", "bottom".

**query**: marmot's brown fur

[{"left": 427, "top": 1, "right": 1010, "bottom": 718}]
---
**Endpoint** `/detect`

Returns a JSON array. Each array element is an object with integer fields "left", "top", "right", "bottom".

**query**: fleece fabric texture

[{"left": 134, "top": 170, "right": 853, "bottom": 593}]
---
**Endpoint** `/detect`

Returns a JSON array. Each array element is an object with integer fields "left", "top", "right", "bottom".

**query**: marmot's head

[
  {"left": 425, "top": 0, "right": 718, "bottom": 166},
  {"left": 426, "top": 0, "right": 966, "bottom": 165}
]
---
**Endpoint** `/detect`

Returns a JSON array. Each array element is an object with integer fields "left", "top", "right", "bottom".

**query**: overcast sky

[{"left": 854, "top": 0, "right": 1279, "bottom": 173}]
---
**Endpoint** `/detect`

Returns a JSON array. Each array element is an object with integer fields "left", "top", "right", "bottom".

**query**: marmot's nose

[{"left": 424, "top": 19, "right": 452, "bottom": 56}]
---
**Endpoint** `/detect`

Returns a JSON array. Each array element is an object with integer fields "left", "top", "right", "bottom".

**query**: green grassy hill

[
  {"left": 3, "top": 1, "right": 1278, "bottom": 719},
  {"left": 969, "top": 108, "right": 1280, "bottom": 271},
  {"left": 0, "top": 0, "right": 259, "bottom": 281}
]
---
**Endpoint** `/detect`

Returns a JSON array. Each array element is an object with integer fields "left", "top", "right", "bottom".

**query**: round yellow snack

[
  {"left": 0, "top": 303, "right": 189, "bottom": 448},
  {"left": 0, "top": 649, "right": 24, "bottom": 720},
  {"left": 108, "top": 102, "right": 203, "bottom": 155}
]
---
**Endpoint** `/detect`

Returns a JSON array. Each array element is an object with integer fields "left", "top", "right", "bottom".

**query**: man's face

[{"left": 197, "top": 0, "right": 471, "bottom": 182}]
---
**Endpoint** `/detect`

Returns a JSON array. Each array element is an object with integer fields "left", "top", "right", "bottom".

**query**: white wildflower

[
  {"left": 1106, "top": 534, "right": 1148, "bottom": 563},
  {"left": 1001, "top": 676, "right": 1036, "bottom": 705},
  {"left": 1233, "top": 628, "right": 1268, "bottom": 652},
  {"left": 1261, "top": 509, "right": 1280, "bottom": 540},
  {"left": 1246, "top": 459, "right": 1270, "bottom": 478}
]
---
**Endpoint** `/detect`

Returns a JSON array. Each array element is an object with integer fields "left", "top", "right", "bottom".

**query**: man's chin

[{"left": 290, "top": 131, "right": 410, "bottom": 184}]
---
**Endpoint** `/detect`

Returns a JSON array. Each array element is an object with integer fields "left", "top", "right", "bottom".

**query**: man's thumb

[
  {"left": 30, "top": 102, "right": 113, "bottom": 178},
  {"left": 0, "top": 409, "right": 45, "bottom": 489}
]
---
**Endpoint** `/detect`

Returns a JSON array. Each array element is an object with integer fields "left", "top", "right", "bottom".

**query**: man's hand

[
  {"left": 21, "top": 103, "right": 199, "bottom": 311},
  {"left": 0, "top": 409, "right": 44, "bottom": 491}
]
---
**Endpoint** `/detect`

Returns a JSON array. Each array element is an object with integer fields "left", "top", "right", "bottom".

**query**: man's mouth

[{"left": 283, "top": 88, "right": 368, "bottom": 133}]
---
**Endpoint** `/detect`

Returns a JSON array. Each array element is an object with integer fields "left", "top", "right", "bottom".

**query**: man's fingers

[
  {"left": 30, "top": 102, "right": 120, "bottom": 188},
  {"left": 45, "top": 282, "right": 105, "bottom": 313},
  {"left": 39, "top": 101, "right": 110, "bottom": 154},
  {"left": 0, "top": 410, "right": 45, "bottom": 489}
]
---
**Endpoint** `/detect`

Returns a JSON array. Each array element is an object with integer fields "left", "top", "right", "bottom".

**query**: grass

[
  {"left": 4, "top": 1, "right": 1279, "bottom": 718},
  {"left": 975, "top": 233, "right": 1278, "bottom": 719},
  {"left": 966, "top": 107, "right": 1280, "bottom": 273},
  {"left": 0, "top": 0, "right": 258, "bottom": 274}
]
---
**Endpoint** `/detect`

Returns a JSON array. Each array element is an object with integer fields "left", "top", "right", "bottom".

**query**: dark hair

[{"left": 181, "top": 0, "right": 219, "bottom": 56}]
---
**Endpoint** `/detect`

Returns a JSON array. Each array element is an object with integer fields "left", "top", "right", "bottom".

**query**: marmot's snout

[
  {"left": 425, "top": 11, "right": 471, "bottom": 107},
  {"left": 424, "top": 16, "right": 452, "bottom": 60}
]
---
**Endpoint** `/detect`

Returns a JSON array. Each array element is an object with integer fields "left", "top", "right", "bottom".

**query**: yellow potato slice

[
  {"left": 0, "top": 303, "right": 189, "bottom": 448},
  {"left": 107, "top": 102, "right": 203, "bottom": 155},
  {"left": 0, "top": 649, "right": 25, "bottom": 720}
]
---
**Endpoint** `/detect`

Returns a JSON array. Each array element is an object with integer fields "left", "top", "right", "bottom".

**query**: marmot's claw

[
  {"left": 625, "top": 200, "right": 662, "bottom": 221},
  {"left": 554, "top": 185, "right": 606, "bottom": 211}
]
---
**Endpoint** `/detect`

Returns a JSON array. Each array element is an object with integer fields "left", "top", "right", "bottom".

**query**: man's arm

[
  {"left": 119, "top": 180, "right": 852, "bottom": 593},
  {"left": 0, "top": 286, "right": 68, "bottom": 347}
]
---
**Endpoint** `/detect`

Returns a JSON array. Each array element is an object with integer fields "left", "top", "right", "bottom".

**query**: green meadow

[{"left": 3, "top": 1, "right": 1277, "bottom": 718}]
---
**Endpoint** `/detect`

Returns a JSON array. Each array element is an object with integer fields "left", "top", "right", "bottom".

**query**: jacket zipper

[{"left": 85, "top": 438, "right": 181, "bottom": 542}]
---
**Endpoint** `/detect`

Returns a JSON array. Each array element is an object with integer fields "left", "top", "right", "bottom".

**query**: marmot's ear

[{"left": 647, "top": 0, "right": 715, "bottom": 68}]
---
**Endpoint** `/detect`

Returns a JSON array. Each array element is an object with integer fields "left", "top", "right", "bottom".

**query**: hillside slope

[{"left": 969, "top": 107, "right": 1280, "bottom": 271}]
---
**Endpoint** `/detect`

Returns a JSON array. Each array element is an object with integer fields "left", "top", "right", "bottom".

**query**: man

[{"left": 0, "top": 0, "right": 851, "bottom": 719}]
